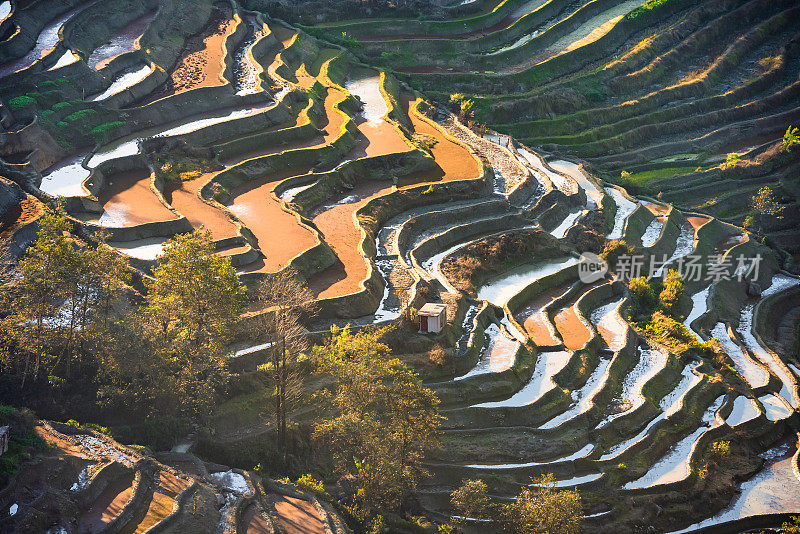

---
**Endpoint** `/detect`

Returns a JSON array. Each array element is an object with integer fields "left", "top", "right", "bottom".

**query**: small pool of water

[
  {"left": 726, "top": 395, "right": 761, "bottom": 427},
  {"left": 683, "top": 285, "right": 710, "bottom": 341},
  {"left": 640, "top": 217, "right": 663, "bottom": 247},
  {"left": 477, "top": 257, "right": 578, "bottom": 306},
  {"left": 472, "top": 350, "right": 571, "bottom": 408},
  {"left": 464, "top": 442, "right": 594, "bottom": 469},
  {"left": 110, "top": 238, "right": 166, "bottom": 260},
  {"left": 91, "top": 63, "right": 153, "bottom": 101},
  {"left": 550, "top": 160, "right": 603, "bottom": 209},
  {"left": 539, "top": 356, "right": 612, "bottom": 429},
  {"left": 668, "top": 437, "right": 800, "bottom": 533},
  {"left": 712, "top": 322, "right": 769, "bottom": 389},
  {"left": 48, "top": 50, "right": 80, "bottom": 71},
  {"left": 623, "top": 395, "right": 724, "bottom": 490},
  {"left": 550, "top": 210, "right": 582, "bottom": 239},
  {"left": 605, "top": 187, "right": 637, "bottom": 240},
  {"left": 40, "top": 154, "right": 90, "bottom": 197}
]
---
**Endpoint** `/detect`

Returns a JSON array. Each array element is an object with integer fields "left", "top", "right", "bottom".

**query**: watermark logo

[{"left": 579, "top": 252, "right": 608, "bottom": 283}]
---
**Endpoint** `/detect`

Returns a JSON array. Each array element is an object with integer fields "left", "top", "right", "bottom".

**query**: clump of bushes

[
  {"left": 296, "top": 474, "right": 328, "bottom": 497},
  {"left": 0, "top": 404, "right": 44, "bottom": 483},
  {"left": 90, "top": 121, "right": 124, "bottom": 140},
  {"left": 9, "top": 95, "right": 36, "bottom": 110},
  {"left": 627, "top": 0, "right": 675, "bottom": 20},
  {"left": 158, "top": 160, "right": 216, "bottom": 192},
  {"left": 627, "top": 271, "right": 718, "bottom": 357},
  {"left": 64, "top": 109, "right": 97, "bottom": 123}
]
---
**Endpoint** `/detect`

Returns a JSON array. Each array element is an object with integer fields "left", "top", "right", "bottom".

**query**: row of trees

[
  {"left": 0, "top": 206, "right": 246, "bottom": 426},
  {"left": 1, "top": 206, "right": 583, "bottom": 532}
]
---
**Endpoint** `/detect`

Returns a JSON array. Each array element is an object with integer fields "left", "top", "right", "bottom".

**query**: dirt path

[{"left": 270, "top": 495, "right": 326, "bottom": 534}]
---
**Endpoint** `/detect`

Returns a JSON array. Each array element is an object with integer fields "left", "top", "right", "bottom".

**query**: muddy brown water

[
  {"left": 92, "top": 169, "right": 178, "bottom": 226},
  {"left": 686, "top": 215, "right": 710, "bottom": 230},
  {"left": 78, "top": 472, "right": 135, "bottom": 533},
  {"left": 518, "top": 284, "right": 568, "bottom": 346},
  {"left": 270, "top": 495, "right": 326, "bottom": 534},
  {"left": 398, "top": 94, "right": 481, "bottom": 187},
  {"left": 554, "top": 305, "right": 592, "bottom": 351},
  {"left": 226, "top": 90, "right": 349, "bottom": 273},
  {"left": 168, "top": 171, "right": 239, "bottom": 240},
  {"left": 242, "top": 504, "right": 272, "bottom": 534},
  {"left": 130, "top": 471, "right": 190, "bottom": 534},
  {"left": 309, "top": 180, "right": 393, "bottom": 298}
]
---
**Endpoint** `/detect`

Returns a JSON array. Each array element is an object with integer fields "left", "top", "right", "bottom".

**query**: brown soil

[
  {"left": 0, "top": 196, "right": 42, "bottom": 238},
  {"left": 399, "top": 95, "right": 481, "bottom": 188},
  {"left": 170, "top": 6, "right": 237, "bottom": 92},
  {"left": 713, "top": 234, "right": 744, "bottom": 255},
  {"left": 242, "top": 504, "right": 272, "bottom": 534},
  {"left": 270, "top": 495, "right": 325, "bottom": 534},
  {"left": 554, "top": 305, "right": 592, "bottom": 350},
  {"left": 79, "top": 473, "right": 135, "bottom": 533},
  {"left": 168, "top": 171, "right": 239, "bottom": 239},
  {"left": 644, "top": 203, "right": 669, "bottom": 217},
  {"left": 95, "top": 169, "right": 178, "bottom": 226},
  {"left": 131, "top": 472, "right": 190, "bottom": 533},
  {"left": 524, "top": 311, "right": 560, "bottom": 346},
  {"left": 226, "top": 89, "right": 349, "bottom": 272},
  {"left": 34, "top": 424, "right": 92, "bottom": 460},
  {"left": 308, "top": 180, "right": 393, "bottom": 298},
  {"left": 134, "top": 6, "right": 237, "bottom": 105},
  {"left": 686, "top": 215, "right": 710, "bottom": 230}
]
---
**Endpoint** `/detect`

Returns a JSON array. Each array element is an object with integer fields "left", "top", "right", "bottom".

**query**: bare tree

[{"left": 258, "top": 269, "right": 317, "bottom": 457}]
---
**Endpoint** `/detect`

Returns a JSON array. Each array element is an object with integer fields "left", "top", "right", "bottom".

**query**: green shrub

[
  {"left": 658, "top": 269, "right": 684, "bottom": 316},
  {"left": 52, "top": 101, "right": 72, "bottom": 111},
  {"left": 64, "top": 109, "right": 97, "bottom": 123},
  {"left": 628, "top": 276, "right": 657, "bottom": 318},
  {"left": 9, "top": 95, "right": 36, "bottom": 109},
  {"left": 296, "top": 474, "right": 328, "bottom": 496},
  {"left": 40, "top": 109, "right": 54, "bottom": 120},
  {"left": 626, "top": 0, "right": 674, "bottom": 20},
  {"left": 90, "top": 121, "right": 124, "bottom": 137}
]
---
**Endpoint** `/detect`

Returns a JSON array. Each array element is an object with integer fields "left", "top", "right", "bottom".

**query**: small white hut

[{"left": 418, "top": 303, "right": 447, "bottom": 333}]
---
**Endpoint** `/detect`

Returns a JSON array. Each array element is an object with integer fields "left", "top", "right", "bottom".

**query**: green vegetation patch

[
  {"left": 0, "top": 404, "right": 45, "bottom": 482},
  {"left": 626, "top": 0, "right": 676, "bottom": 20}
]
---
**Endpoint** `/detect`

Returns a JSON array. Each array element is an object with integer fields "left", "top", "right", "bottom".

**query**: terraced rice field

[
  {"left": 1, "top": 0, "right": 799, "bottom": 532},
  {"left": 309, "top": 0, "right": 800, "bottom": 254}
]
